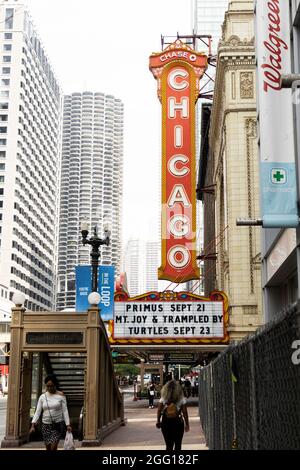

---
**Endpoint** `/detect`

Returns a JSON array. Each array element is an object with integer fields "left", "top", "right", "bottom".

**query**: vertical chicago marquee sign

[
  {"left": 149, "top": 40, "right": 208, "bottom": 282},
  {"left": 107, "top": 44, "right": 229, "bottom": 348}
]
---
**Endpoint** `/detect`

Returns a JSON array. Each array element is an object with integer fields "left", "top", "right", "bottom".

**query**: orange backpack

[{"left": 164, "top": 402, "right": 179, "bottom": 419}]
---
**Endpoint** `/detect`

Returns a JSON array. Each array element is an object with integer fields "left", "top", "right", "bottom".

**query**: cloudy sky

[{"left": 25, "top": 0, "right": 193, "bottom": 244}]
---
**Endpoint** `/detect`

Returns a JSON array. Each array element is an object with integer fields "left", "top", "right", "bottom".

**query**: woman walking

[
  {"left": 29, "top": 374, "right": 72, "bottom": 451},
  {"left": 148, "top": 383, "right": 155, "bottom": 409},
  {"left": 156, "top": 380, "right": 189, "bottom": 451}
]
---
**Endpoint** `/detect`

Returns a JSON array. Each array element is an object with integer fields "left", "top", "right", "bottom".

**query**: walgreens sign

[
  {"left": 150, "top": 41, "right": 207, "bottom": 282},
  {"left": 256, "top": 0, "right": 298, "bottom": 228},
  {"left": 261, "top": 0, "right": 288, "bottom": 92}
]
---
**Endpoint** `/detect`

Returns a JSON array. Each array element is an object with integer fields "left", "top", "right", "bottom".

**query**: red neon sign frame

[{"left": 150, "top": 40, "right": 207, "bottom": 282}]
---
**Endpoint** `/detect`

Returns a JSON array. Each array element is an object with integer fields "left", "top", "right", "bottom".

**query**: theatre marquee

[{"left": 108, "top": 291, "right": 229, "bottom": 345}]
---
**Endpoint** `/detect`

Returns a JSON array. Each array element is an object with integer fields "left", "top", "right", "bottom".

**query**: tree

[{"left": 114, "top": 364, "right": 139, "bottom": 377}]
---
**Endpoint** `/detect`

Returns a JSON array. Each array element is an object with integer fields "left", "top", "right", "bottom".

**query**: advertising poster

[{"left": 75, "top": 265, "right": 115, "bottom": 320}]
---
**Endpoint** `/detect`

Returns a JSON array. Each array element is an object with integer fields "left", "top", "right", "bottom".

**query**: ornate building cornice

[
  {"left": 219, "top": 34, "right": 255, "bottom": 48},
  {"left": 210, "top": 34, "right": 256, "bottom": 146}
]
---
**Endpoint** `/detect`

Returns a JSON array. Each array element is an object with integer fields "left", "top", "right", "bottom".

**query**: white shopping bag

[{"left": 64, "top": 431, "right": 76, "bottom": 450}]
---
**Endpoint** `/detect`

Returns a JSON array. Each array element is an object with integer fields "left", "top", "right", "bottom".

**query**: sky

[{"left": 25, "top": 0, "right": 193, "bottom": 244}]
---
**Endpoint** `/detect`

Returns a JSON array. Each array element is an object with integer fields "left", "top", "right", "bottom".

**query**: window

[
  {"left": 5, "top": 9, "right": 14, "bottom": 30},
  {"left": 0, "top": 139, "right": 6, "bottom": 145},
  {"left": 0, "top": 91, "right": 9, "bottom": 98},
  {"left": 0, "top": 127, "right": 7, "bottom": 134},
  {"left": 4, "top": 33, "right": 12, "bottom": 40},
  {"left": 3, "top": 45, "right": 12, "bottom": 52},
  {"left": 0, "top": 116, "right": 8, "bottom": 122},
  {"left": 0, "top": 199, "right": 3, "bottom": 205},
  {"left": 0, "top": 189, "right": 3, "bottom": 195},
  {"left": 1, "top": 79, "right": 10, "bottom": 86},
  {"left": 2, "top": 56, "right": 11, "bottom": 63},
  {"left": 0, "top": 151, "right": 6, "bottom": 158},
  {"left": 2, "top": 67, "right": 10, "bottom": 74},
  {"left": 0, "top": 178, "right": 3, "bottom": 184},
  {"left": 0, "top": 103, "right": 8, "bottom": 109}
]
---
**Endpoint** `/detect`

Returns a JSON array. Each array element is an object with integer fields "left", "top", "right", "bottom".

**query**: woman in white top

[
  {"left": 156, "top": 380, "right": 189, "bottom": 451},
  {"left": 30, "top": 374, "right": 72, "bottom": 451}
]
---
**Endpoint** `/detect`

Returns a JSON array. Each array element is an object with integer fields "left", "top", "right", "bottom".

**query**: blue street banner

[
  {"left": 75, "top": 265, "right": 115, "bottom": 320},
  {"left": 98, "top": 265, "right": 115, "bottom": 320}
]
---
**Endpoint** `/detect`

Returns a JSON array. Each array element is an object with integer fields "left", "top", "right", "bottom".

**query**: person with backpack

[{"left": 156, "top": 379, "right": 189, "bottom": 451}]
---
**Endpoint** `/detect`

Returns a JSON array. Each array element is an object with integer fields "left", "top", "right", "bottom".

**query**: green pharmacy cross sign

[{"left": 271, "top": 168, "right": 287, "bottom": 184}]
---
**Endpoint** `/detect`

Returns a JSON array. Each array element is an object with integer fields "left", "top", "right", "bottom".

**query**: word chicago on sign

[
  {"left": 113, "top": 302, "right": 224, "bottom": 339},
  {"left": 149, "top": 42, "right": 207, "bottom": 283}
]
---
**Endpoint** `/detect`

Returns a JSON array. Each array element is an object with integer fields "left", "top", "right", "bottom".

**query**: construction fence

[{"left": 198, "top": 303, "right": 300, "bottom": 450}]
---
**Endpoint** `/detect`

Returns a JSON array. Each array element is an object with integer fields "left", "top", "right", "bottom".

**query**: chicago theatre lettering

[
  {"left": 108, "top": 45, "right": 229, "bottom": 347},
  {"left": 150, "top": 41, "right": 207, "bottom": 282}
]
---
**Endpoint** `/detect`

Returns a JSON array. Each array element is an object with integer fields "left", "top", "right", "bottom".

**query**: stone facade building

[{"left": 201, "top": 0, "right": 263, "bottom": 341}]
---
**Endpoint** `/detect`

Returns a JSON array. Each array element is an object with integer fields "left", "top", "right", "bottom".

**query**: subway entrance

[{"left": 1, "top": 304, "right": 124, "bottom": 448}]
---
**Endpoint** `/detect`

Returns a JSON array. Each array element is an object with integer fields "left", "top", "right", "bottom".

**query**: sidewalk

[
  {"left": 98, "top": 397, "right": 208, "bottom": 451},
  {"left": 2, "top": 397, "right": 208, "bottom": 451}
]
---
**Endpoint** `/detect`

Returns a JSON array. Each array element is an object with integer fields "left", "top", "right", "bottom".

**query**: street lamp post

[{"left": 81, "top": 222, "right": 110, "bottom": 292}]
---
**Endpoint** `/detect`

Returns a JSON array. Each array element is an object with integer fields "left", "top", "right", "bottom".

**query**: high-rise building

[
  {"left": 145, "top": 241, "right": 159, "bottom": 293},
  {"left": 0, "top": 0, "right": 62, "bottom": 312},
  {"left": 123, "top": 239, "right": 140, "bottom": 297},
  {"left": 56, "top": 92, "right": 124, "bottom": 311},
  {"left": 123, "top": 239, "right": 158, "bottom": 297},
  {"left": 192, "top": 0, "right": 229, "bottom": 132},
  {"left": 193, "top": 0, "right": 229, "bottom": 54}
]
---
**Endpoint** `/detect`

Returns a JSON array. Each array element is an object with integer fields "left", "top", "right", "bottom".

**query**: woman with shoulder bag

[
  {"left": 29, "top": 374, "right": 72, "bottom": 451},
  {"left": 148, "top": 383, "right": 155, "bottom": 409},
  {"left": 156, "top": 380, "right": 189, "bottom": 451}
]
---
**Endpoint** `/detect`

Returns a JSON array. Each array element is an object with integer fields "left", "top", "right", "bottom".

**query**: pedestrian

[
  {"left": 183, "top": 377, "right": 191, "bottom": 398},
  {"left": 148, "top": 383, "right": 155, "bottom": 408},
  {"left": 29, "top": 374, "right": 72, "bottom": 451},
  {"left": 156, "top": 379, "right": 189, "bottom": 451},
  {"left": 190, "top": 377, "right": 197, "bottom": 397}
]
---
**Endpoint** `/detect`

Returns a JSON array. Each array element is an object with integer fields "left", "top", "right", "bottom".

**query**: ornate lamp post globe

[
  {"left": 12, "top": 292, "right": 26, "bottom": 307},
  {"left": 81, "top": 221, "right": 111, "bottom": 293},
  {"left": 88, "top": 292, "right": 101, "bottom": 306}
]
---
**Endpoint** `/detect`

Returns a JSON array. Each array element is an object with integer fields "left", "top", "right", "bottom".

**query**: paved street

[
  {"left": 0, "top": 397, "right": 7, "bottom": 443},
  {"left": 0, "top": 396, "right": 207, "bottom": 451},
  {"left": 99, "top": 397, "right": 207, "bottom": 451}
]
